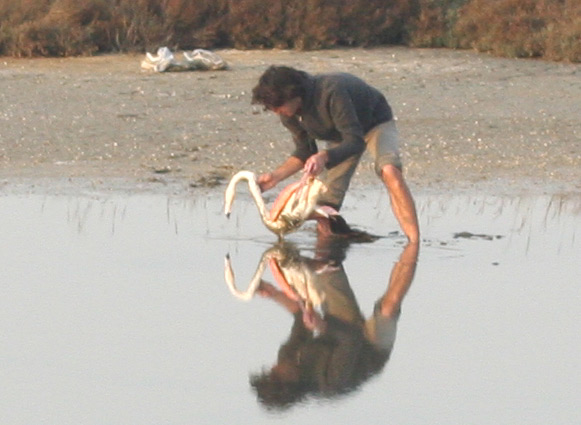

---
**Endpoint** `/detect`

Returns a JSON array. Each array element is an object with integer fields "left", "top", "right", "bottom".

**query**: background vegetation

[{"left": 0, "top": 0, "right": 579, "bottom": 62}]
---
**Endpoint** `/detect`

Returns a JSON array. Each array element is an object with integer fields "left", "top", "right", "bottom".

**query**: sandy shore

[{"left": 0, "top": 47, "right": 579, "bottom": 197}]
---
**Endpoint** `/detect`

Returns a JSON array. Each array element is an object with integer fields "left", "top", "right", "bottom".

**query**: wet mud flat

[
  {"left": 1, "top": 190, "right": 579, "bottom": 424},
  {"left": 0, "top": 47, "right": 580, "bottom": 197}
]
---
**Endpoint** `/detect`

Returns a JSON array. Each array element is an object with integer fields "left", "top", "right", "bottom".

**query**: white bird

[
  {"left": 224, "top": 244, "right": 327, "bottom": 334},
  {"left": 224, "top": 170, "right": 337, "bottom": 238},
  {"left": 224, "top": 245, "right": 323, "bottom": 307}
]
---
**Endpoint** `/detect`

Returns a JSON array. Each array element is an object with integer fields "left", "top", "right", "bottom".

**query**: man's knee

[{"left": 381, "top": 164, "right": 404, "bottom": 188}]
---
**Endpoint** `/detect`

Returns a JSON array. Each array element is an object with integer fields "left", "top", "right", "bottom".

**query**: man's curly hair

[{"left": 251, "top": 66, "right": 309, "bottom": 109}]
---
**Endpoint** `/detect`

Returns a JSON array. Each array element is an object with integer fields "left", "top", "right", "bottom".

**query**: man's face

[{"left": 270, "top": 97, "right": 302, "bottom": 117}]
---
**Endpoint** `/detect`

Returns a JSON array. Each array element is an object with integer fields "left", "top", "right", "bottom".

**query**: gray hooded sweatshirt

[{"left": 280, "top": 72, "right": 393, "bottom": 169}]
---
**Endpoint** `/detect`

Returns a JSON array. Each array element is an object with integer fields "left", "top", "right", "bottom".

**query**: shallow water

[{"left": 1, "top": 189, "right": 580, "bottom": 425}]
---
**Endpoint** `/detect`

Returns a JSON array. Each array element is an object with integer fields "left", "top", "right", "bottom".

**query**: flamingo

[
  {"left": 224, "top": 244, "right": 328, "bottom": 333},
  {"left": 224, "top": 170, "right": 338, "bottom": 238},
  {"left": 224, "top": 244, "right": 319, "bottom": 303}
]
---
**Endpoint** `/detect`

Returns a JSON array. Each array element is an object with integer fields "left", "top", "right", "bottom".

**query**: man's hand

[
  {"left": 257, "top": 172, "right": 277, "bottom": 192},
  {"left": 304, "top": 151, "right": 328, "bottom": 176},
  {"left": 258, "top": 156, "right": 305, "bottom": 192}
]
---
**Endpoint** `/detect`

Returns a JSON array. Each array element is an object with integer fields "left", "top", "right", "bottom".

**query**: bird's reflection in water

[{"left": 224, "top": 238, "right": 419, "bottom": 411}]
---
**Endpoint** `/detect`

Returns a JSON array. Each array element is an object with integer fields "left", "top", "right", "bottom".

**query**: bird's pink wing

[
  {"left": 269, "top": 181, "right": 302, "bottom": 221},
  {"left": 268, "top": 259, "right": 300, "bottom": 301}
]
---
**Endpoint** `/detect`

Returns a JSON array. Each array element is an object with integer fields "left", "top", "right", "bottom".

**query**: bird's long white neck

[
  {"left": 224, "top": 171, "right": 272, "bottom": 225},
  {"left": 224, "top": 253, "right": 270, "bottom": 301}
]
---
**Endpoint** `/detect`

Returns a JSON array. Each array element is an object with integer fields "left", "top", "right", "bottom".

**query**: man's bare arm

[{"left": 257, "top": 156, "right": 304, "bottom": 192}]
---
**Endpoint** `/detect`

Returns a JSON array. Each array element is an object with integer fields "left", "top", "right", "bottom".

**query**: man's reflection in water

[{"left": 243, "top": 238, "right": 419, "bottom": 410}]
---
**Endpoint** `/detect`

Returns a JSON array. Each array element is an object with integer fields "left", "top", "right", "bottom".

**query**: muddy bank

[{"left": 0, "top": 47, "right": 579, "bottom": 197}]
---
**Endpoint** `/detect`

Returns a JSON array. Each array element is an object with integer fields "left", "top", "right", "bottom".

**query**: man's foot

[
  {"left": 316, "top": 214, "right": 352, "bottom": 235},
  {"left": 316, "top": 215, "right": 379, "bottom": 242}
]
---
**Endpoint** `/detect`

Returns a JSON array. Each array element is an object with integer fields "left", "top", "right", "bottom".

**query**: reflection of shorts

[
  {"left": 318, "top": 120, "right": 402, "bottom": 210},
  {"left": 364, "top": 300, "right": 399, "bottom": 352}
]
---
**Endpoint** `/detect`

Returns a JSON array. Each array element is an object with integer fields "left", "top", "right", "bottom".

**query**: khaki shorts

[{"left": 318, "top": 120, "right": 402, "bottom": 210}]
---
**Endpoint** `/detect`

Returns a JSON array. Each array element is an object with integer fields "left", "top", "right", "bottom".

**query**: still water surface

[{"left": 1, "top": 189, "right": 579, "bottom": 425}]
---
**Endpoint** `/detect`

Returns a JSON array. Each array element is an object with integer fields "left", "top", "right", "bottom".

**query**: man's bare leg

[{"left": 381, "top": 164, "right": 420, "bottom": 243}]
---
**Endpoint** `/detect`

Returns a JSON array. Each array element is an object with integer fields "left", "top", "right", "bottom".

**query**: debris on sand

[
  {"left": 190, "top": 172, "right": 226, "bottom": 188},
  {"left": 141, "top": 47, "right": 228, "bottom": 72}
]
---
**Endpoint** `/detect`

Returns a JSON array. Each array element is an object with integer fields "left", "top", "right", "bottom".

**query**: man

[{"left": 251, "top": 65, "right": 419, "bottom": 243}]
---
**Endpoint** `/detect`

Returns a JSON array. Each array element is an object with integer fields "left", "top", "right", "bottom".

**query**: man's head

[{"left": 251, "top": 66, "right": 309, "bottom": 116}]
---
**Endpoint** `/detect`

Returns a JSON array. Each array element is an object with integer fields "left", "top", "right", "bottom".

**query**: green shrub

[
  {"left": 454, "top": 0, "right": 581, "bottom": 60},
  {"left": 164, "top": 0, "right": 229, "bottom": 48},
  {"left": 407, "top": 0, "right": 469, "bottom": 48},
  {"left": 542, "top": 0, "right": 581, "bottom": 62},
  {"left": 0, "top": 0, "right": 579, "bottom": 62}
]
